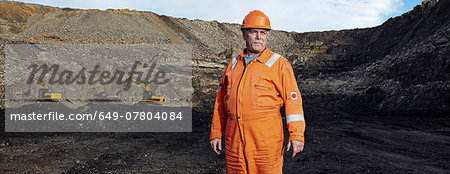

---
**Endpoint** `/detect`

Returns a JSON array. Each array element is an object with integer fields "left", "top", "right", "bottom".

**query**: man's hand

[
  {"left": 210, "top": 138, "right": 222, "bottom": 155},
  {"left": 286, "top": 140, "right": 304, "bottom": 157}
]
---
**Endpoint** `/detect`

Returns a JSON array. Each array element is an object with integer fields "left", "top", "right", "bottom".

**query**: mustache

[{"left": 252, "top": 40, "right": 263, "bottom": 44}]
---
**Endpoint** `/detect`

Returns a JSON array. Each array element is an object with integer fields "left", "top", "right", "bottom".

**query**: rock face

[{"left": 0, "top": 1, "right": 448, "bottom": 118}]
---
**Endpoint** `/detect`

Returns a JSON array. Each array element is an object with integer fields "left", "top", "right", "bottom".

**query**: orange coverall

[{"left": 210, "top": 48, "right": 306, "bottom": 173}]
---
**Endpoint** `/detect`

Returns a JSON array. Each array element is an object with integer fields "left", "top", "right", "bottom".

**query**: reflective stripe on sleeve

[
  {"left": 231, "top": 56, "right": 238, "bottom": 70},
  {"left": 286, "top": 114, "right": 305, "bottom": 123},
  {"left": 265, "top": 53, "right": 281, "bottom": 67}
]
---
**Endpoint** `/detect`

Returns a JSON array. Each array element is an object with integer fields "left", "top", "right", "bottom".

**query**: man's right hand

[{"left": 210, "top": 138, "right": 222, "bottom": 155}]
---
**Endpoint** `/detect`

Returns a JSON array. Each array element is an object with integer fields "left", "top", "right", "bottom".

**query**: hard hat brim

[{"left": 241, "top": 25, "right": 271, "bottom": 30}]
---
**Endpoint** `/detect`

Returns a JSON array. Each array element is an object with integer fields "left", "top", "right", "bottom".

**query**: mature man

[{"left": 210, "top": 10, "right": 306, "bottom": 173}]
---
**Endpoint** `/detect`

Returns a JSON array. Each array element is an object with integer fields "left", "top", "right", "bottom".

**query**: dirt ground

[{"left": 1, "top": 113, "right": 449, "bottom": 173}]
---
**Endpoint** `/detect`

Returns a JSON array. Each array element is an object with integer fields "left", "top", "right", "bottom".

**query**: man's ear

[{"left": 241, "top": 30, "right": 246, "bottom": 40}]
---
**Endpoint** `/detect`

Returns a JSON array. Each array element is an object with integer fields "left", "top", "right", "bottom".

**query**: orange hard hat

[{"left": 241, "top": 10, "right": 271, "bottom": 30}]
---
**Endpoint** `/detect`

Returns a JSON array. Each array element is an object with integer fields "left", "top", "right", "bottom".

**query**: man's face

[{"left": 243, "top": 29, "right": 269, "bottom": 54}]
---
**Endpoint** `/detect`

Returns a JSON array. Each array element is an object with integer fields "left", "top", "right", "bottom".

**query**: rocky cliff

[{"left": 0, "top": 0, "right": 448, "bottom": 118}]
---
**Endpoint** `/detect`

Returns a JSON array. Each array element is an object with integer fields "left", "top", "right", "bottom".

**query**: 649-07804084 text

[{"left": 9, "top": 111, "right": 184, "bottom": 121}]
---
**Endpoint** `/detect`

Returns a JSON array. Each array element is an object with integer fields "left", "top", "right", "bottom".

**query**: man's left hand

[{"left": 286, "top": 140, "right": 304, "bottom": 157}]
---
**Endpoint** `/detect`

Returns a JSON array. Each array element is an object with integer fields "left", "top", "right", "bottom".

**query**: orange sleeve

[
  {"left": 280, "top": 59, "right": 306, "bottom": 142},
  {"left": 210, "top": 59, "right": 232, "bottom": 140}
]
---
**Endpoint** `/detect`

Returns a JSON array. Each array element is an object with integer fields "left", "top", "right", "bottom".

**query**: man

[{"left": 210, "top": 10, "right": 306, "bottom": 173}]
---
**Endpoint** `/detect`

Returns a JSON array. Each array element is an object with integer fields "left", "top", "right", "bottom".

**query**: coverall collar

[{"left": 239, "top": 47, "right": 272, "bottom": 64}]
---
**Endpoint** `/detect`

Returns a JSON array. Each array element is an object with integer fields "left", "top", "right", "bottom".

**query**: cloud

[
  {"left": 185, "top": 0, "right": 404, "bottom": 32},
  {"left": 19, "top": 0, "right": 405, "bottom": 32}
]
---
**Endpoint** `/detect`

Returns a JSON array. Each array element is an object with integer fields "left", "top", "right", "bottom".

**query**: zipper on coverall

[{"left": 235, "top": 57, "right": 253, "bottom": 170}]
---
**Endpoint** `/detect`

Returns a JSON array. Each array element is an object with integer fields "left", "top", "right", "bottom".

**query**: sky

[{"left": 16, "top": 0, "right": 424, "bottom": 32}]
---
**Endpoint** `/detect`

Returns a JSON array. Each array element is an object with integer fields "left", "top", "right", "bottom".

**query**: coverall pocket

[
  {"left": 251, "top": 84, "right": 278, "bottom": 110},
  {"left": 248, "top": 116, "right": 284, "bottom": 149}
]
